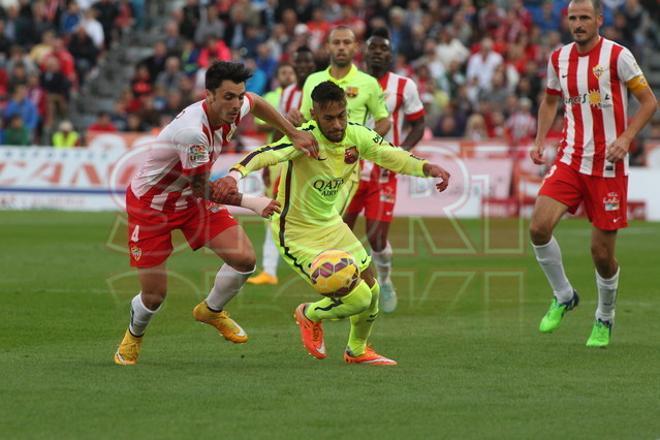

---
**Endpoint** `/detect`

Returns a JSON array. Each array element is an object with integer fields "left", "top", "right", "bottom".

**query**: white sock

[
  {"left": 595, "top": 267, "right": 619, "bottom": 323},
  {"left": 262, "top": 225, "right": 279, "bottom": 277},
  {"left": 532, "top": 236, "right": 574, "bottom": 303},
  {"left": 205, "top": 263, "right": 255, "bottom": 311},
  {"left": 372, "top": 241, "right": 393, "bottom": 284},
  {"left": 129, "top": 293, "right": 160, "bottom": 337}
]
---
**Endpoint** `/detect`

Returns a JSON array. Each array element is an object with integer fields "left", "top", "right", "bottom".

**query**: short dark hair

[
  {"left": 295, "top": 45, "right": 313, "bottom": 56},
  {"left": 205, "top": 61, "right": 252, "bottom": 91},
  {"left": 311, "top": 81, "right": 345, "bottom": 106},
  {"left": 369, "top": 27, "right": 391, "bottom": 41}
]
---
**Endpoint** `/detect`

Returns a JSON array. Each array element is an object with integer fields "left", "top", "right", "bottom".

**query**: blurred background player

[
  {"left": 114, "top": 61, "right": 318, "bottom": 366},
  {"left": 249, "top": 61, "right": 296, "bottom": 286},
  {"left": 343, "top": 28, "right": 426, "bottom": 313},
  {"left": 227, "top": 81, "right": 450, "bottom": 365},
  {"left": 295, "top": 25, "right": 391, "bottom": 216},
  {"left": 529, "top": 0, "right": 657, "bottom": 347},
  {"left": 249, "top": 47, "right": 317, "bottom": 286}
]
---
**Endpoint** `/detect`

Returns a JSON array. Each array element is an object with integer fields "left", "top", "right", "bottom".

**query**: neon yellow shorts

[{"left": 271, "top": 216, "right": 370, "bottom": 285}]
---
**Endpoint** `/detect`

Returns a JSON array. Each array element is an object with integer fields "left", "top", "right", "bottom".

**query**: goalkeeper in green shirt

[{"left": 222, "top": 81, "right": 450, "bottom": 365}]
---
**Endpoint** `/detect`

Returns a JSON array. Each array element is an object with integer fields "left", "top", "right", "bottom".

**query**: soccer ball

[{"left": 310, "top": 250, "right": 360, "bottom": 297}]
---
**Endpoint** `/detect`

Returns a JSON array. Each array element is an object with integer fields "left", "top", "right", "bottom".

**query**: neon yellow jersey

[
  {"left": 231, "top": 121, "right": 427, "bottom": 229},
  {"left": 299, "top": 64, "right": 389, "bottom": 125}
]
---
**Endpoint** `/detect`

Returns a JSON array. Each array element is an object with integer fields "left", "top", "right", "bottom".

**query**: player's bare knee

[
  {"left": 368, "top": 234, "right": 387, "bottom": 252},
  {"left": 227, "top": 251, "right": 257, "bottom": 273},
  {"left": 141, "top": 290, "right": 166, "bottom": 310},
  {"left": 590, "top": 242, "right": 614, "bottom": 267},
  {"left": 529, "top": 221, "right": 552, "bottom": 245}
]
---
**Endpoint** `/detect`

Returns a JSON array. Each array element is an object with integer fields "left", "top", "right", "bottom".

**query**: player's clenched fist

[
  {"left": 211, "top": 176, "right": 238, "bottom": 202},
  {"left": 530, "top": 142, "right": 545, "bottom": 165},
  {"left": 423, "top": 163, "right": 451, "bottom": 192}
]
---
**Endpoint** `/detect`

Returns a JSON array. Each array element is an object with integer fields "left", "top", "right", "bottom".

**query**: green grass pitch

[{"left": 1, "top": 211, "right": 659, "bottom": 439}]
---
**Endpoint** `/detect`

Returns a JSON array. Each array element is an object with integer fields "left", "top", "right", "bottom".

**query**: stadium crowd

[{"left": 0, "top": 0, "right": 657, "bottom": 158}]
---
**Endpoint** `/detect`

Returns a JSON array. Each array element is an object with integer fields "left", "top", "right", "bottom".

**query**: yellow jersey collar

[{"left": 326, "top": 64, "right": 357, "bottom": 84}]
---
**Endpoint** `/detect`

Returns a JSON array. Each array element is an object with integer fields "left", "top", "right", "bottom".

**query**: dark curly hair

[
  {"left": 311, "top": 81, "right": 346, "bottom": 107},
  {"left": 205, "top": 61, "right": 253, "bottom": 92}
]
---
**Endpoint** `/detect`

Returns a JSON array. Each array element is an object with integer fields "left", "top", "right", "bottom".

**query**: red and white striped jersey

[
  {"left": 279, "top": 83, "right": 303, "bottom": 114},
  {"left": 362, "top": 71, "right": 425, "bottom": 181},
  {"left": 129, "top": 95, "right": 253, "bottom": 212},
  {"left": 546, "top": 37, "right": 643, "bottom": 177}
]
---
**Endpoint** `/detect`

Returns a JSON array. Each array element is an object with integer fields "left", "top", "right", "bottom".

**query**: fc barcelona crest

[{"left": 345, "top": 86, "right": 359, "bottom": 98}]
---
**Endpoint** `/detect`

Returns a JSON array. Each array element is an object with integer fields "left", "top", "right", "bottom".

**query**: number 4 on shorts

[{"left": 131, "top": 225, "right": 140, "bottom": 242}]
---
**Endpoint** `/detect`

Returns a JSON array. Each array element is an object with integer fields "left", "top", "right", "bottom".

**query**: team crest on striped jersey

[{"left": 592, "top": 64, "right": 605, "bottom": 79}]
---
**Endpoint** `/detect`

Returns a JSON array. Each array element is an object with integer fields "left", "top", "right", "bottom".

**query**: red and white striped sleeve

[
  {"left": 173, "top": 128, "right": 213, "bottom": 176},
  {"left": 616, "top": 47, "right": 643, "bottom": 83},
  {"left": 402, "top": 78, "right": 425, "bottom": 121},
  {"left": 545, "top": 49, "right": 562, "bottom": 96}
]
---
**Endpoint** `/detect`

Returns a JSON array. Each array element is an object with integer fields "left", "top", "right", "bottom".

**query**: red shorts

[
  {"left": 126, "top": 188, "right": 238, "bottom": 268},
  {"left": 539, "top": 162, "right": 628, "bottom": 230},
  {"left": 345, "top": 176, "right": 397, "bottom": 223}
]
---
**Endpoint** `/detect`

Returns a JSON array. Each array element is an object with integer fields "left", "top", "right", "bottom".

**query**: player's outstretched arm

[
  {"left": 531, "top": 93, "right": 561, "bottom": 165},
  {"left": 422, "top": 163, "right": 451, "bottom": 193},
  {"left": 249, "top": 93, "right": 319, "bottom": 158},
  {"left": 190, "top": 172, "right": 280, "bottom": 218}
]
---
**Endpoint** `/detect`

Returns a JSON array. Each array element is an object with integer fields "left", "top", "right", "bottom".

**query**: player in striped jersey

[
  {"left": 114, "top": 62, "right": 319, "bottom": 365},
  {"left": 248, "top": 46, "right": 317, "bottom": 286},
  {"left": 530, "top": 0, "right": 657, "bottom": 347},
  {"left": 343, "top": 28, "right": 426, "bottom": 313}
]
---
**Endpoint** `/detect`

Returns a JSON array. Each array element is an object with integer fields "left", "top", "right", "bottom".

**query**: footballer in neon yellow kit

[
  {"left": 228, "top": 82, "right": 450, "bottom": 365},
  {"left": 297, "top": 26, "right": 390, "bottom": 215}
]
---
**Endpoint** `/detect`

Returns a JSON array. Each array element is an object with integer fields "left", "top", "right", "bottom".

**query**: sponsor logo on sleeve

[{"left": 188, "top": 145, "right": 210, "bottom": 164}]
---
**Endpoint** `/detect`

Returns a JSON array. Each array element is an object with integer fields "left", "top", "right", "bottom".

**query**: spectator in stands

[
  {"left": 41, "top": 57, "right": 71, "bottom": 129},
  {"left": 178, "top": 0, "right": 201, "bottom": 41},
  {"left": 81, "top": 7, "right": 105, "bottom": 49},
  {"left": 60, "top": 1, "right": 82, "bottom": 35},
  {"left": 131, "top": 64, "right": 152, "bottom": 98},
  {"left": 0, "top": 20, "right": 13, "bottom": 60},
  {"left": 30, "top": 30, "right": 56, "bottom": 68},
  {"left": 180, "top": 39, "right": 199, "bottom": 76},
  {"left": 163, "top": 20, "right": 183, "bottom": 56},
  {"left": 26, "top": 73, "right": 46, "bottom": 139},
  {"left": 435, "top": 26, "right": 470, "bottom": 71},
  {"left": 92, "top": 0, "right": 119, "bottom": 48},
  {"left": 506, "top": 96, "right": 536, "bottom": 146},
  {"left": 8, "top": 62, "right": 28, "bottom": 90},
  {"left": 388, "top": 7, "right": 412, "bottom": 59},
  {"left": 155, "top": 56, "right": 186, "bottom": 91},
  {"left": 3, "top": 114, "right": 31, "bottom": 146},
  {"left": 88, "top": 111, "right": 117, "bottom": 133},
  {"left": 139, "top": 41, "right": 169, "bottom": 84},
  {"left": 466, "top": 37, "right": 503, "bottom": 93},
  {"left": 52, "top": 120, "right": 80, "bottom": 148},
  {"left": 196, "top": 36, "right": 230, "bottom": 68},
  {"left": 434, "top": 113, "right": 461, "bottom": 138},
  {"left": 124, "top": 112, "right": 148, "bottom": 132},
  {"left": 194, "top": 4, "right": 225, "bottom": 46},
  {"left": 5, "top": 84, "right": 38, "bottom": 135},
  {"left": 7, "top": 45, "right": 38, "bottom": 78},
  {"left": 464, "top": 113, "right": 489, "bottom": 141},
  {"left": 68, "top": 25, "right": 99, "bottom": 83}
]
